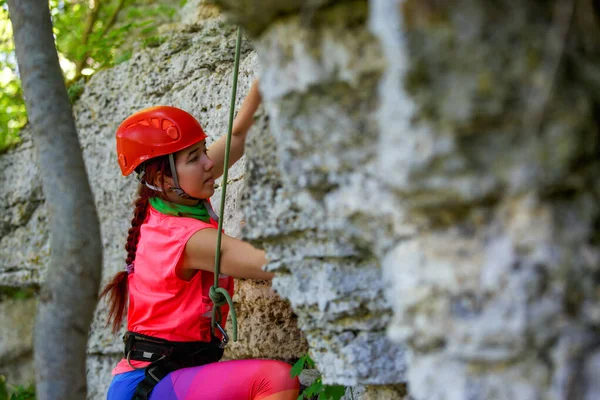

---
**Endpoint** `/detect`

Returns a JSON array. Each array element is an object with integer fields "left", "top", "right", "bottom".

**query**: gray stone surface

[
  {"left": 0, "top": 357, "right": 34, "bottom": 390},
  {"left": 0, "top": 297, "right": 36, "bottom": 387},
  {"left": 370, "top": 0, "right": 600, "bottom": 399},
  {"left": 350, "top": 384, "right": 409, "bottom": 400},
  {"left": 210, "top": 0, "right": 351, "bottom": 36},
  {"left": 236, "top": 0, "right": 408, "bottom": 387},
  {"left": 217, "top": 0, "right": 600, "bottom": 397},
  {"left": 86, "top": 355, "right": 121, "bottom": 400},
  {"left": 0, "top": 131, "right": 47, "bottom": 287}
]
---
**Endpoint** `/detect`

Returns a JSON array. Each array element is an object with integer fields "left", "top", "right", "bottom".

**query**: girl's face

[{"left": 169, "top": 140, "right": 215, "bottom": 202}]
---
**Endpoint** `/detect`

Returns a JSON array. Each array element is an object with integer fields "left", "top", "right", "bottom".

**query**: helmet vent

[{"left": 166, "top": 126, "right": 179, "bottom": 140}]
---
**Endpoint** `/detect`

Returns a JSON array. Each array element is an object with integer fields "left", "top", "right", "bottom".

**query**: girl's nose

[{"left": 203, "top": 154, "right": 215, "bottom": 171}]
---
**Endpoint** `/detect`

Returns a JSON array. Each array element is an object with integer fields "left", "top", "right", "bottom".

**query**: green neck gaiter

[{"left": 149, "top": 197, "right": 210, "bottom": 222}]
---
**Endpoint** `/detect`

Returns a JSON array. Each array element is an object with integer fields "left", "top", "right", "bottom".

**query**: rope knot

[{"left": 209, "top": 286, "right": 226, "bottom": 307}]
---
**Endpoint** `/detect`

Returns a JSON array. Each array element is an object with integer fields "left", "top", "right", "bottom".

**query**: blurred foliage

[
  {"left": 0, "top": 285, "right": 38, "bottom": 301},
  {"left": 0, "top": 3, "right": 25, "bottom": 152},
  {"left": 0, "top": 376, "right": 35, "bottom": 400},
  {"left": 0, "top": 0, "right": 186, "bottom": 153}
]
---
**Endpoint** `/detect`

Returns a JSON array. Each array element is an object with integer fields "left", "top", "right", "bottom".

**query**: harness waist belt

[{"left": 123, "top": 331, "right": 224, "bottom": 400}]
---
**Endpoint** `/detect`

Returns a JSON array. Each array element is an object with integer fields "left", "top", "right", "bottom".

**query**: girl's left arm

[{"left": 208, "top": 79, "right": 262, "bottom": 179}]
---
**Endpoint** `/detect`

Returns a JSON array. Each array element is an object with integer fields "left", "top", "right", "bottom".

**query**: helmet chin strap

[
  {"left": 168, "top": 153, "right": 195, "bottom": 200},
  {"left": 136, "top": 156, "right": 194, "bottom": 198},
  {"left": 136, "top": 169, "right": 163, "bottom": 192}
]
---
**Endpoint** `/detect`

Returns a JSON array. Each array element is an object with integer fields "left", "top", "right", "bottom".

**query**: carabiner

[{"left": 215, "top": 321, "right": 229, "bottom": 348}]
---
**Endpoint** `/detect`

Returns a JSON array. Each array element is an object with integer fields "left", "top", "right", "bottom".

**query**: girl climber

[{"left": 102, "top": 80, "right": 300, "bottom": 400}]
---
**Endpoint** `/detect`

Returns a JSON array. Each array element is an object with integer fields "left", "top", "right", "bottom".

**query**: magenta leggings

[{"left": 108, "top": 359, "right": 299, "bottom": 400}]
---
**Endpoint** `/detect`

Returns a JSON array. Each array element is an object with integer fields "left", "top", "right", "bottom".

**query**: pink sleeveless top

[{"left": 113, "top": 205, "right": 234, "bottom": 374}]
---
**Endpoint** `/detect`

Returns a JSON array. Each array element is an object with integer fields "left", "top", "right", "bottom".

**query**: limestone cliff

[{"left": 217, "top": 0, "right": 600, "bottom": 398}]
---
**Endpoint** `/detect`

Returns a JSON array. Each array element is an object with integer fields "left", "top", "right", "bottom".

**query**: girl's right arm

[
  {"left": 181, "top": 228, "right": 274, "bottom": 280},
  {"left": 208, "top": 79, "right": 262, "bottom": 180}
]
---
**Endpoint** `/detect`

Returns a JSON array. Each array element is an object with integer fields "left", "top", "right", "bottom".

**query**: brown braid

[
  {"left": 100, "top": 156, "right": 171, "bottom": 334},
  {"left": 125, "top": 189, "right": 151, "bottom": 266}
]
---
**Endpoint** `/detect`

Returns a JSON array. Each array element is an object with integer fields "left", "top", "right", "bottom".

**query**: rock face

[
  {"left": 236, "top": 0, "right": 408, "bottom": 389},
  {"left": 371, "top": 1, "right": 600, "bottom": 399},
  {"left": 0, "top": 297, "right": 36, "bottom": 386},
  {"left": 214, "top": 0, "right": 600, "bottom": 398},
  {"left": 0, "top": 10, "right": 306, "bottom": 399},
  {"left": 0, "top": 132, "right": 47, "bottom": 287}
]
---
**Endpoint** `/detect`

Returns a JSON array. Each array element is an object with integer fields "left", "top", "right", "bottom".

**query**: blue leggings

[{"left": 107, "top": 359, "right": 299, "bottom": 400}]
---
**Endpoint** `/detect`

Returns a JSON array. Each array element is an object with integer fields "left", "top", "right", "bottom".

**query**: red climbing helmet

[{"left": 116, "top": 106, "right": 207, "bottom": 176}]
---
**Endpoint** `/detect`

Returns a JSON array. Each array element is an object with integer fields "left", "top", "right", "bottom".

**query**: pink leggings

[{"left": 148, "top": 359, "right": 299, "bottom": 400}]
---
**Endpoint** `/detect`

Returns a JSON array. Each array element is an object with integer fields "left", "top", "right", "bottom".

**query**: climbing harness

[
  {"left": 124, "top": 331, "right": 224, "bottom": 400},
  {"left": 124, "top": 27, "right": 244, "bottom": 400}
]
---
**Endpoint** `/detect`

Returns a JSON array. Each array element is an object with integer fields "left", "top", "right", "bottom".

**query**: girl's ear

[{"left": 155, "top": 171, "right": 174, "bottom": 191}]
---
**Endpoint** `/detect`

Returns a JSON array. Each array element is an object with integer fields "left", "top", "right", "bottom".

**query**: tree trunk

[{"left": 6, "top": 1, "right": 103, "bottom": 399}]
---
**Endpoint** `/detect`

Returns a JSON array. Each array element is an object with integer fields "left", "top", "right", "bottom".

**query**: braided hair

[{"left": 99, "top": 155, "right": 172, "bottom": 333}]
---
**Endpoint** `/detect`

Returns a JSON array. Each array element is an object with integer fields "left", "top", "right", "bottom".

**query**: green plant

[
  {"left": 0, "top": 375, "right": 8, "bottom": 400},
  {"left": 0, "top": 285, "right": 38, "bottom": 301},
  {"left": 291, "top": 354, "right": 351, "bottom": 400},
  {"left": 0, "top": 376, "right": 35, "bottom": 400},
  {"left": 0, "top": 3, "right": 26, "bottom": 152},
  {"left": 8, "top": 385, "right": 35, "bottom": 400},
  {"left": 67, "top": 79, "right": 86, "bottom": 103},
  {"left": 142, "top": 35, "right": 166, "bottom": 48}
]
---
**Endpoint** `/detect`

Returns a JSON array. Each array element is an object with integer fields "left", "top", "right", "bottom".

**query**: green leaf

[
  {"left": 305, "top": 378, "right": 323, "bottom": 397},
  {"left": 8, "top": 384, "right": 35, "bottom": 400},
  {"left": 321, "top": 385, "right": 346, "bottom": 400},
  {"left": 140, "top": 25, "right": 158, "bottom": 35},
  {"left": 114, "top": 50, "right": 132, "bottom": 65},
  {"left": 136, "top": 19, "right": 155, "bottom": 27},
  {"left": 290, "top": 356, "right": 307, "bottom": 378},
  {"left": 304, "top": 385, "right": 318, "bottom": 397},
  {"left": 142, "top": 35, "right": 166, "bottom": 48},
  {"left": 0, "top": 375, "right": 8, "bottom": 400}
]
